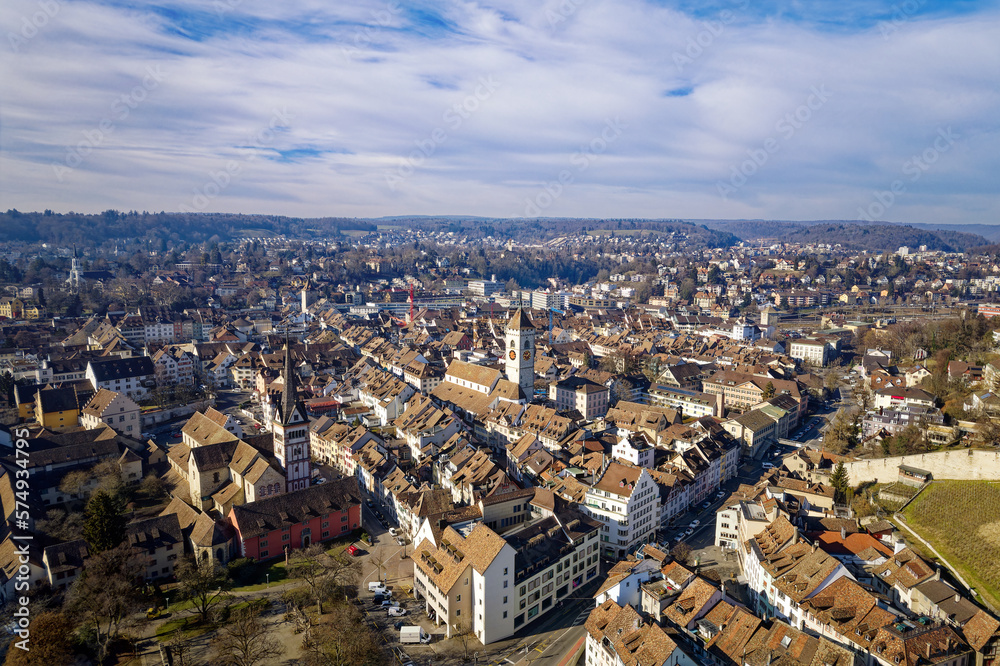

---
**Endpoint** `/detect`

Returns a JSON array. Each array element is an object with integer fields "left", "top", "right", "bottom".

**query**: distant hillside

[
  {"left": 699, "top": 219, "right": 988, "bottom": 252},
  {"left": 0, "top": 210, "right": 375, "bottom": 246},
  {"left": 781, "top": 223, "right": 987, "bottom": 252},
  {"left": 0, "top": 211, "right": 740, "bottom": 250},
  {"left": 906, "top": 223, "right": 1000, "bottom": 243}
]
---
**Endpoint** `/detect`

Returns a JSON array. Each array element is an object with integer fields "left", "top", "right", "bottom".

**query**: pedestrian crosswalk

[{"left": 572, "top": 606, "right": 593, "bottom": 625}]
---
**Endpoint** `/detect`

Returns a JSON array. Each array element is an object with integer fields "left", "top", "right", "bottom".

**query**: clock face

[
  {"left": 524, "top": 350, "right": 531, "bottom": 360},
  {"left": 509, "top": 350, "right": 517, "bottom": 360}
]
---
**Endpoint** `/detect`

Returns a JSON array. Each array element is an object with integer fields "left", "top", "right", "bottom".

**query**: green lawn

[{"left": 902, "top": 480, "right": 1000, "bottom": 611}]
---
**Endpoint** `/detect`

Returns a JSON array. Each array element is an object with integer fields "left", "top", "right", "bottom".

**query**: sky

[{"left": 1, "top": 0, "right": 998, "bottom": 224}]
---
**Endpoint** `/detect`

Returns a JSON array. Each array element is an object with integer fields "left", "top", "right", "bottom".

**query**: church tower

[
  {"left": 504, "top": 308, "right": 536, "bottom": 398},
  {"left": 271, "top": 340, "right": 311, "bottom": 491},
  {"left": 68, "top": 245, "right": 82, "bottom": 293}
]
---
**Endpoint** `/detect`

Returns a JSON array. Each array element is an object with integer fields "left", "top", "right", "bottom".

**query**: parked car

[
  {"left": 380, "top": 599, "right": 399, "bottom": 608},
  {"left": 388, "top": 606, "right": 407, "bottom": 616},
  {"left": 684, "top": 528, "right": 694, "bottom": 537},
  {"left": 369, "top": 581, "right": 387, "bottom": 594},
  {"left": 388, "top": 527, "right": 399, "bottom": 537},
  {"left": 346, "top": 544, "right": 360, "bottom": 556},
  {"left": 716, "top": 491, "right": 725, "bottom": 499},
  {"left": 689, "top": 520, "right": 700, "bottom": 528},
  {"left": 701, "top": 501, "right": 710, "bottom": 510}
]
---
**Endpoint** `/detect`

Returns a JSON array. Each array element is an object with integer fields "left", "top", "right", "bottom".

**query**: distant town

[{"left": 2, "top": 215, "right": 1000, "bottom": 666}]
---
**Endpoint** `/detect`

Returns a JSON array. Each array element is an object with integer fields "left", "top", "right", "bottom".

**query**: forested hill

[
  {"left": 3, "top": 210, "right": 982, "bottom": 252},
  {"left": 700, "top": 219, "right": 988, "bottom": 252},
  {"left": 0, "top": 210, "right": 740, "bottom": 249},
  {"left": 779, "top": 223, "right": 987, "bottom": 252},
  {"left": 0, "top": 210, "right": 375, "bottom": 246}
]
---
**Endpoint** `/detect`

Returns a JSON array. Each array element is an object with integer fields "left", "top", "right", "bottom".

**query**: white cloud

[{"left": 1, "top": 0, "right": 997, "bottom": 224}]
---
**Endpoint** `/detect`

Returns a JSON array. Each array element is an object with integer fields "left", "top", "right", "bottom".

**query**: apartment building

[
  {"left": 789, "top": 338, "right": 836, "bottom": 366},
  {"left": 358, "top": 369, "right": 416, "bottom": 426},
  {"left": 86, "top": 356, "right": 156, "bottom": 400},
  {"left": 413, "top": 505, "right": 601, "bottom": 644},
  {"left": 549, "top": 376, "right": 610, "bottom": 420},
  {"left": 583, "top": 462, "right": 660, "bottom": 559},
  {"left": 80, "top": 388, "right": 141, "bottom": 436},
  {"left": 647, "top": 384, "right": 722, "bottom": 418},
  {"left": 585, "top": 600, "right": 697, "bottom": 666}
]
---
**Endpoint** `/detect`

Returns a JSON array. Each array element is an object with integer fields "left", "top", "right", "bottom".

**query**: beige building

[{"left": 81, "top": 388, "right": 142, "bottom": 436}]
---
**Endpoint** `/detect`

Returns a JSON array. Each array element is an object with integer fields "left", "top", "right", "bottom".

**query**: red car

[{"left": 346, "top": 545, "right": 360, "bottom": 556}]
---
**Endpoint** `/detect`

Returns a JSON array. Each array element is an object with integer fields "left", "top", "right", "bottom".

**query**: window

[
  {"left": 504, "top": 580, "right": 508, "bottom": 588},
  {"left": 503, "top": 611, "right": 508, "bottom": 619},
  {"left": 455, "top": 610, "right": 461, "bottom": 616},
  {"left": 503, "top": 596, "right": 507, "bottom": 604},
  {"left": 457, "top": 594, "right": 461, "bottom": 602}
]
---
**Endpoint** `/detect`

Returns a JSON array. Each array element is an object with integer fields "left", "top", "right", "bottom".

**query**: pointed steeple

[
  {"left": 279, "top": 336, "right": 300, "bottom": 425},
  {"left": 506, "top": 307, "right": 535, "bottom": 331}
]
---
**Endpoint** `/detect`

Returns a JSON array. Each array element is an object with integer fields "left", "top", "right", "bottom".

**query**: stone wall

[
  {"left": 140, "top": 399, "right": 214, "bottom": 427},
  {"left": 842, "top": 449, "right": 1000, "bottom": 485}
]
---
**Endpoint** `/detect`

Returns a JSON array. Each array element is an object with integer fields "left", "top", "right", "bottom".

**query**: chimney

[
  {"left": 840, "top": 526, "right": 847, "bottom": 540},
  {"left": 925, "top": 642, "right": 932, "bottom": 660},
  {"left": 954, "top": 593, "right": 961, "bottom": 604},
  {"left": 894, "top": 539, "right": 906, "bottom": 555},
  {"left": 792, "top": 527, "right": 799, "bottom": 545}
]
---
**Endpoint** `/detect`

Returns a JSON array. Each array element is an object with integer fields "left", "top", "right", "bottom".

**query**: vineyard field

[{"left": 903, "top": 480, "right": 1000, "bottom": 612}]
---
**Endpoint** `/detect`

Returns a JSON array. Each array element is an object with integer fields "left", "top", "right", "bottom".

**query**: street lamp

[{"left": 266, "top": 573, "right": 270, "bottom": 587}]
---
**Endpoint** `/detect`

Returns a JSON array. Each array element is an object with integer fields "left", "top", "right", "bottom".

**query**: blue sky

[{"left": 1, "top": 0, "right": 998, "bottom": 223}]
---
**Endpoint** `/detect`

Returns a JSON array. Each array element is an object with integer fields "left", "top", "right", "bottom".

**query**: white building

[
  {"left": 80, "top": 388, "right": 142, "bottom": 436},
  {"left": 412, "top": 505, "right": 602, "bottom": 644},
  {"left": 611, "top": 434, "right": 655, "bottom": 468},
  {"left": 583, "top": 462, "right": 660, "bottom": 560},
  {"left": 789, "top": 338, "right": 836, "bottom": 366}
]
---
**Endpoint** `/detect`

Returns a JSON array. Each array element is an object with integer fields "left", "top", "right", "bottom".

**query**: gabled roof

[{"left": 230, "top": 477, "right": 362, "bottom": 540}]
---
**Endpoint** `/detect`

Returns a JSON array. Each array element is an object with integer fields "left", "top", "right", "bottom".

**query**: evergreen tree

[
  {"left": 82, "top": 490, "right": 127, "bottom": 553},
  {"left": 762, "top": 381, "right": 776, "bottom": 400},
  {"left": 829, "top": 461, "right": 850, "bottom": 504}
]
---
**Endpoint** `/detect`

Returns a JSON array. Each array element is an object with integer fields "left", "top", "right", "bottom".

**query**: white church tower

[
  {"left": 504, "top": 308, "right": 536, "bottom": 398},
  {"left": 67, "top": 245, "right": 82, "bottom": 292},
  {"left": 271, "top": 340, "right": 311, "bottom": 491}
]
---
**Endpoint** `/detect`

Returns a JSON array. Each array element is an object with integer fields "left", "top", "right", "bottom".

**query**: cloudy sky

[{"left": 1, "top": 0, "right": 998, "bottom": 223}]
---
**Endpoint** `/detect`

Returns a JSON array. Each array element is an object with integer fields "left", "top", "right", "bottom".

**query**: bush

[{"left": 227, "top": 557, "right": 259, "bottom": 585}]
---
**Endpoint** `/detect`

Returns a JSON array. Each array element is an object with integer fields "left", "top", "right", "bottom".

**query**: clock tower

[
  {"left": 272, "top": 340, "right": 311, "bottom": 492},
  {"left": 504, "top": 308, "right": 536, "bottom": 398}
]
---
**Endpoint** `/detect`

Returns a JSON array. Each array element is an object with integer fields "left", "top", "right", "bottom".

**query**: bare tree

[
  {"left": 368, "top": 548, "right": 389, "bottom": 586},
  {"left": 671, "top": 541, "right": 693, "bottom": 565},
  {"left": 301, "top": 601, "right": 386, "bottom": 666},
  {"left": 288, "top": 545, "right": 361, "bottom": 615},
  {"left": 212, "top": 605, "right": 282, "bottom": 666},
  {"left": 175, "top": 555, "right": 232, "bottom": 623},
  {"left": 67, "top": 544, "right": 146, "bottom": 664},
  {"left": 453, "top": 620, "right": 476, "bottom": 661}
]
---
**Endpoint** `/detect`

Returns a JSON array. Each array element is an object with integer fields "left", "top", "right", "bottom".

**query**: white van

[
  {"left": 400, "top": 626, "right": 431, "bottom": 644},
  {"left": 369, "top": 581, "right": 387, "bottom": 594}
]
